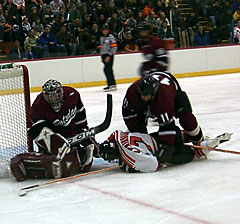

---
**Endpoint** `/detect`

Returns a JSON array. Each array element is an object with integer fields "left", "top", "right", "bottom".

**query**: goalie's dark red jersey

[
  {"left": 141, "top": 36, "right": 168, "bottom": 73},
  {"left": 28, "top": 86, "right": 88, "bottom": 139}
]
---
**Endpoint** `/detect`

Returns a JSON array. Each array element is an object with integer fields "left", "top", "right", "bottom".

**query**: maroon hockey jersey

[
  {"left": 141, "top": 36, "right": 168, "bottom": 73},
  {"left": 122, "top": 72, "right": 199, "bottom": 145},
  {"left": 29, "top": 86, "right": 88, "bottom": 139}
]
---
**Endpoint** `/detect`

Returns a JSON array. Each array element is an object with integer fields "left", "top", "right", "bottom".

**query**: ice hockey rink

[{"left": 1, "top": 73, "right": 240, "bottom": 224}]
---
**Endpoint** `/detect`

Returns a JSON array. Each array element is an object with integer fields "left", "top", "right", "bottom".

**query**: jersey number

[{"left": 130, "top": 136, "right": 152, "bottom": 153}]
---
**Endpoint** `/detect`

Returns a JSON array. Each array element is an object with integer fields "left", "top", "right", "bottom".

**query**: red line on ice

[{"left": 78, "top": 183, "right": 214, "bottom": 224}]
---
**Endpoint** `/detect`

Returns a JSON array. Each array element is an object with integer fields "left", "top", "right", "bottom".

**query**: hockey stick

[
  {"left": 186, "top": 144, "right": 240, "bottom": 156},
  {"left": 19, "top": 165, "right": 120, "bottom": 196},
  {"left": 68, "top": 94, "right": 113, "bottom": 145}
]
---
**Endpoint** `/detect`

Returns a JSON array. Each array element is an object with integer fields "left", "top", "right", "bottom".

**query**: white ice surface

[{"left": 1, "top": 73, "right": 240, "bottom": 224}]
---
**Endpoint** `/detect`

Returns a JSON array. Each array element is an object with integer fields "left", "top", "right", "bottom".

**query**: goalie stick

[
  {"left": 68, "top": 94, "right": 113, "bottom": 145},
  {"left": 19, "top": 165, "right": 120, "bottom": 196}
]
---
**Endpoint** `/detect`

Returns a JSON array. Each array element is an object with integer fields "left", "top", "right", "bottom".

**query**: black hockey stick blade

[{"left": 68, "top": 94, "right": 113, "bottom": 145}]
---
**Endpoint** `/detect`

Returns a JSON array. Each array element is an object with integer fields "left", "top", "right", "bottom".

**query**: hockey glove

[{"left": 156, "top": 144, "right": 175, "bottom": 163}]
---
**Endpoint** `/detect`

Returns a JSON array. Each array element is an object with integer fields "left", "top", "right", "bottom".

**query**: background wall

[{"left": 15, "top": 44, "right": 240, "bottom": 90}]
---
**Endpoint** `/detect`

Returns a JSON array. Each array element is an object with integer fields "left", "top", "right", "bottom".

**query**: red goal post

[{"left": 0, "top": 63, "right": 33, "bottom": 162}]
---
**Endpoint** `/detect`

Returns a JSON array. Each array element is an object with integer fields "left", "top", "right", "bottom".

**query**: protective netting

[{"left": 0, "top": 65, "right": 29, "bottom": 161}]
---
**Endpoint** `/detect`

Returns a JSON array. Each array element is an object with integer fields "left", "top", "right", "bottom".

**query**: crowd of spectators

[{"left": 0, "top": 0, "right": 239, "bottom": 60}]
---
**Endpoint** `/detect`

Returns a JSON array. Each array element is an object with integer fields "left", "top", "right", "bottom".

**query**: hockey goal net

[{"left": 0, "top": 63, "right": 32, "bottom": 163}]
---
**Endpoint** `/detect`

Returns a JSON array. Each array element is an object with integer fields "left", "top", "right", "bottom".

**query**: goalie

[{"left": 10, "top": 79, "right": 98, "bottom": 181}]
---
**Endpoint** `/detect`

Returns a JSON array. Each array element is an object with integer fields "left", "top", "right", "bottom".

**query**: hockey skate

[{"left": 194, "top": 133, "right": 232, "bottom": 158}]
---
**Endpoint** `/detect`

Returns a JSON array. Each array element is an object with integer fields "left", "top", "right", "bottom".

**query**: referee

[{"left": 99, "top": 24, "right": 118, "bottom": 91}]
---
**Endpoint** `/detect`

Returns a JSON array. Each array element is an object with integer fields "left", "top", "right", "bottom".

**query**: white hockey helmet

[{"left": 42, "top": 79, "right": 64, "bottom": 112}]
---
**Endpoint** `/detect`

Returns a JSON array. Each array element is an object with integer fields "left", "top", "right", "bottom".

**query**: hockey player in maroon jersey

[
  {"left": 99, "top": 130, "right": 232, "bottom": 173},
  {"left": 138, "top": 22, "right": 168, "bottom": 75},
  {"left": 10, "top": 80, "right": 98, "bottom": 181},
  {"left": 122, "top": 71, "right": 204, "bottom": 150}
]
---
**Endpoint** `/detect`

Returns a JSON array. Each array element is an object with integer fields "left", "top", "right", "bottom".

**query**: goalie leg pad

[
  {"left": 11, "top": 153, "right": 57, "bottom": 181},
  {"left": 10, "top": 155, "right": 27, "bottom": 181}
]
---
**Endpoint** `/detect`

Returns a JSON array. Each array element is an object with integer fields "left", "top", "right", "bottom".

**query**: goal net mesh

[{"left": 0, "top": 65, "right": 31, "bottom": 162}]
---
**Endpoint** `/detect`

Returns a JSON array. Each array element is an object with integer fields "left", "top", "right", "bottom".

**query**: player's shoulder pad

[{"left": 63, "top": 86, "right": 80, "bottom": 97}]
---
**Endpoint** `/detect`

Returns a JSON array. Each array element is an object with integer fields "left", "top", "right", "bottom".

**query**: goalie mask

[{"left": 42, "top": 79, "right": 64, "bottom": 112}]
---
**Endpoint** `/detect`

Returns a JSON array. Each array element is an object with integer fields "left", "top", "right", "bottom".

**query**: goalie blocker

[{"left": 10, "top": 128, "right": 94, "bottom": 181}]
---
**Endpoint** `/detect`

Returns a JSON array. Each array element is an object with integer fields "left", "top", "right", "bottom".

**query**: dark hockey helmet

[
  {"left": 137, "top": 75, "right": 159, "bottom": 96},
  {"left": 42, "top": 79, "right": 64, "bottom": 112}
]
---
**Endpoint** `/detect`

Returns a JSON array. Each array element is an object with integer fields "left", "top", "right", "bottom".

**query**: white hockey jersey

[{"left": 108, "top": 130, "right": 161, "bottom": 172}]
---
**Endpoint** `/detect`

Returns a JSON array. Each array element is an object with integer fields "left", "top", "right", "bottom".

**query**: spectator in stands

[
  {"left": 38, "top": 25, "right": 59, "bottom": 57},
  {"left": 52, "top": 14, "right": 65, "bottom": 34},
  {"left": 118, "top": 22, "right": 130, "bottom": 50},
  {"left": 154, "top": 0, "right": 165, "bottom": 16},
  {"left": 82, "top": 14, "right": 92, "bottom": 30},
  {"left": 93, "top": 3, "right": 106, "bottom": 21},
  {"left": 106, "top": 0, "right": 117, "bottom": 18},
  {"left": 145, "top": 12, "right": 156, "bottom": 26},
  {"left": 205, "top": 21, "right": 219, "bottom": 45},
  {"left": 165, "top": 0, "right": 178, "bottom": 8},
  {"left": 77, "top": 27, "right": 91, "bottom": 54},
  {"left": 42, "top": 5, "right": 55, "bottom": 26},
  {"left": 156, "top": 11, "right": 170, "bottom": 29},
  {"left": 186, "top": 10, "right": 199, "bottom": 30},
  {"left": 56, "top": 25, "right": 76, "bottom": 55},
  {"left": 19, "top": 6, "right": 28, "bottom": 22},
  {"left": 233, "top": 6, "right": 240, "bottom": 22},
  {"left": 29, "top": 6, "right": 39, "bottom": 23},
  {"left": 21, "top": 16, "right": 31, "bottom": 38},
  {"left": 32, "top": 16, "right": 43, "bottom": 37},
  {"left": 84, "top": 34, "right": 99, "bottom": 54},
  {"left": 90, "top": 22, "right": 101, "bottom": 41},
  {"left": 98, "top": 14, "right": 106, "bottom": 29},
  {"left": 23, "top": 45, "right": 36, "bottom": 59},
  {"left": 79, "top": 2, "right": 88, "bottom": 19},
  {"left": 193, "top": 24, "right": 210, "bottom": 46},
  {"left": 123, "top": 31, "right": 139, "bottom": 52},
  {"left": 143, "top": 1, "right": 154, "bottom": 17},
  {"left": 50, "top": 0, "right": 65, "bottom": 15},
  {"left": 24, "top": 28, "right": 42, "bottom": 57},
  {"left": 69, "top": 3, "right": 81, "bottom": 23},
  {"left": 4, "top": 0, "right": 18, "bottom": 18},
  {"left": 136, "top": 11, "right": 144, "bottom": 25},
  {"left": 69, "top": 17, "right": 81, "bottom": 40},
  {"left": 208, "top": 1, "right": 224, "bottom": 28},
  {"left": 125, "top": 0, "right": 137, "bottom": 15},
  {"left": 8, "top": 39, "right": 23, "bottom": 60},
  {"left": 13, "top": 0, "right": 25, "bottom": 10},
  {"left": 57, "top": 6, "right": 68, "bottom": 22},
  {"left": 25, "top": 0, "right": 43, "bottom": 15},
  {"left": 66, "top": 0, "right": 81, "bottom": 11},
  {"left": 108, "top": 12, "right": 122, "bottom": 36},
  {"left": 119, "top": 4, "right": 132, "bottom": 21},
  {"left": 234, "top": 20, "right": 240, "bottom": 43},
  {"left": 126, "top": 12, "right": 137, "bottom": 30},
  {"left": 159, "top": 20, "right": 173, "bottom": 39}
]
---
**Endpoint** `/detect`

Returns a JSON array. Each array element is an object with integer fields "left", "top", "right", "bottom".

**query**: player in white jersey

[{"left": 99, "top": 130, "right": 232, "bottom": 173}]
